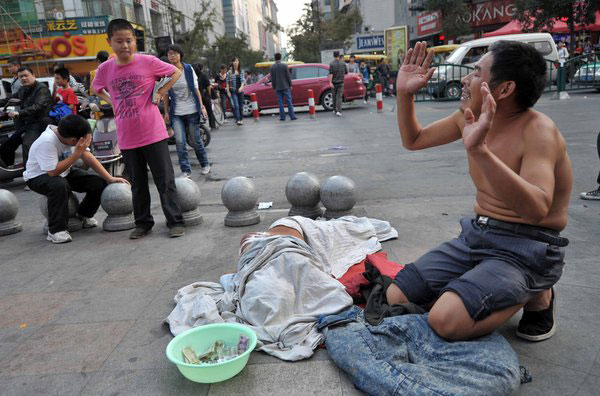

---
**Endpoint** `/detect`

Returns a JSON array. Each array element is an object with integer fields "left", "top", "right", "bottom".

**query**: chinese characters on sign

[{"left": 47, "top": 19, "right": 77, "bottom": 32}]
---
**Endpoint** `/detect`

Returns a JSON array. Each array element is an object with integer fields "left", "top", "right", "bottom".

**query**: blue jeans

[
  {"left": 230, "top": 91, "right": 244, "bottom": 122},
  {"left": 318, "top": 307, "right": 521, "bottom": 396},
  {"left": 219, "top": 91, "right": 228, "bottom": 117},
  {"left": 171, "top": 113, "right": 209, "bottom": 173},
  {"left": 276, "top": 89, "right": 296, "bottom": 120}
]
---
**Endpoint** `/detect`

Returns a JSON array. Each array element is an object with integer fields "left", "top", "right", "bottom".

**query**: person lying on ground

[
  {"left": 387, "top": 40, "right": 572, "bottom": 342},
  {"left": 23, "top": 114, "right": 129, "bottom": 244}
]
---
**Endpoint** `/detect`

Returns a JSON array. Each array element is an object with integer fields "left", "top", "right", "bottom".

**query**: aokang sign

[{"left": 458, "top": 0, "right": 516, "bottom": 27}]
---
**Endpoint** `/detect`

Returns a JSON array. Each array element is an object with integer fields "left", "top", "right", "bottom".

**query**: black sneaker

[
  {"left": 168, "top": 225, "right": 185, "bottom": 238},
  {"left": 516, "top": 288, "right": 556, "bottom": 341},
  {"left": 129, "top": 227, "right": 152, "bottom": 240},
  {"left": 579, "top": 187, "right": 600, "bottom": 200}
]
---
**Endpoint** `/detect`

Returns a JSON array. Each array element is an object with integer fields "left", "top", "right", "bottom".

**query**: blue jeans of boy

[
  {"left": 171, "top": 113, "right": 209, "bottom": 173},
  {"left": 276, "top": 89, "right": 296, "bottom": 120}
]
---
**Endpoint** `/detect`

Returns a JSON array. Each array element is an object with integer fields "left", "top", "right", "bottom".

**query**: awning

[{"left": 483, "top": 12, "right": 600, "bottom": 37}]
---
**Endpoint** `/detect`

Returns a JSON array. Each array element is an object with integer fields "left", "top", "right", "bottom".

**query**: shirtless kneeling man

[{"left": 387, "top": 40, "right": 572, "bottom": 342}]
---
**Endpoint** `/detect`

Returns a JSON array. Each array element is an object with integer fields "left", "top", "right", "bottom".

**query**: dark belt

[{"left": 475, "top": 216, "right": 569, "bottom": 247}]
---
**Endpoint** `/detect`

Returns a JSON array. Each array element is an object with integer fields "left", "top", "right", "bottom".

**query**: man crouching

[
  {"left": 24, "top": 115, "right": 129, "bottom": 243},
  {"left": 387, "top": 41, "right": 572, "bottom": 342}
]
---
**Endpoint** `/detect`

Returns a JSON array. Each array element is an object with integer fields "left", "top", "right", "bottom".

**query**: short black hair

[
  {"left": 8, "top": 57, "right": 21, "bottom": 66},
  {"left": 488, "top": 41, "right": 547, "bottom": 111},
  {"left": 58, "top": 115, "right": 91, "bottom": 139},
  {"left": 52, "top": 62, "right": 66, "bottom": 71},
  {"left": 17, "top": 66, "right": 34, "bottom": 75},
  {"left": 166, "top": 44, "right": 184, "bottom": 61},
  {"left": 219, "top": 64, "right": 227, "bottom": 70},
  {"left": 54, "top": 67, "right": 70, "bottom": 80},
  {"left": 333, "top": 51, "right": 340, "bottom": 58},
  {"left": 107, "top": 18, "right": 135, "bottom": 40},
  {"left": 274, "top": 52, "right": 282, "bottom": 60},
  {"left": 96, "top": 50, "right": 109, "bottom": 63},
  {"left": 350, "top": 55, "right": 355, "bottom": 59}
]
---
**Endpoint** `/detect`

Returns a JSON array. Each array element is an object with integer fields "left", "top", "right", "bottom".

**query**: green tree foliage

[
  {"left": 288, "top": 5, "right": 362, "bottom": 62},
  {"left": 425, "top": 0, "right": 472, "bottom": 39},
  {"left": 173, "top": 0, "right": 220, "bottom": 64},
  {"left": 212, "top": 34, "right": 265, "bottom": 73},
  {"left": 512, "top": 0, "right": 600, "bottom": 52}
]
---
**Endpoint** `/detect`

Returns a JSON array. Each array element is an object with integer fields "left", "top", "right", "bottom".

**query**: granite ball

[
  {"left": 0, "top": 189, "right": 23, "bottom": 236},
  {"left": 320, "top": 175, "right": 356, "bottom": 219},
  {"left": 221, "top": 177, "right": 258, "bottom": 212},
  {"left": 175, "top": 177, "right": 202, "bottom": 212},
  {"left": 221, "top": 176, "right": 260, "bottom": 227},
  {"left": 101, "top": 183, "right": 133, "bottom": 216}
]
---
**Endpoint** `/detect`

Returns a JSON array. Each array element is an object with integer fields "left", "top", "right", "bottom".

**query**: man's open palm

[
  {"left": 396, "top": 42, "right": 436, "bottom": 95},
  {"left": 462, "top": 83, "right": 496, "bottom": 150}
]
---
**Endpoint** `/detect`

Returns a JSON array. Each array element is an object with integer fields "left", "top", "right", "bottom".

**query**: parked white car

[{"left": 428, "top": 33, "right": 559, "bottom": 99}]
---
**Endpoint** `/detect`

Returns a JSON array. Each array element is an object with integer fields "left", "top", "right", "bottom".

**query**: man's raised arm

[{"left": 396, "top": 42, "right": 462, "bottom": 151}]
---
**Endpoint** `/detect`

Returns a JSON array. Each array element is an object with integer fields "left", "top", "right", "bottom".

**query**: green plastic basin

[{"left": 165, "top": 323, "right": 257, "bottom": 384}]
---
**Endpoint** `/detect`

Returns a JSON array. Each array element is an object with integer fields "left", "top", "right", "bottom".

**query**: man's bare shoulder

[{"left": 522, "top": 109, "right": 566, "bottom": 152}]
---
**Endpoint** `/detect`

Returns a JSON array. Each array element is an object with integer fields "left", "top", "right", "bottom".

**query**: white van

[{"left": 428, "top": 33, "right": 559, "bottom": 99}]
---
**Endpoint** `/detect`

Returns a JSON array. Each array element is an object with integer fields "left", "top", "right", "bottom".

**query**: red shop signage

[{"left": 417, "top": 11, "right": 442, "bottom": 36}]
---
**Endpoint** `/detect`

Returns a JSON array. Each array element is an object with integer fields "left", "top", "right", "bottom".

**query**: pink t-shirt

[{"left": 92, "top": 54, "right": 176, "bottom": 150}]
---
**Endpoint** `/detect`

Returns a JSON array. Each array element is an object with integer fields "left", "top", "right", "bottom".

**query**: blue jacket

[{"left": 167, "top": 63, "right": 203, "bottom": 120}]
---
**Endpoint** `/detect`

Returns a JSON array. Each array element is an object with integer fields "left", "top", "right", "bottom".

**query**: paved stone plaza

[{"left": 1, "top": 92, "right": 599, "bottom": 395}]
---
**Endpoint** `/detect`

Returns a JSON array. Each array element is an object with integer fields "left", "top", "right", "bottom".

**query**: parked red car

[{"left": 231, "top": 63, "right": 366, "bottom": 117}]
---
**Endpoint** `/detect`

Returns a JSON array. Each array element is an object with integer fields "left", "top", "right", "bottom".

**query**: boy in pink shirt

[{"left": 93, "top": 19, "right": 185, "bottom": 239}]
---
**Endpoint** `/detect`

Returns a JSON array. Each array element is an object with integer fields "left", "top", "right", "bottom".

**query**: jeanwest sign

[{"left": 459, "top": 0, "right": 516, "bottom": 27}]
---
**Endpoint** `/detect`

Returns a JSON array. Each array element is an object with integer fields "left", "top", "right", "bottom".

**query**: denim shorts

[{"left": 393, "top": 217, "right": 566, "bottom": 320}]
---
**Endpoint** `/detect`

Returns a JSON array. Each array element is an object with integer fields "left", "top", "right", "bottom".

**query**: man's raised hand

[
  {"left": 462, "top": 82, "right": 496, "bottom": 151},
  {"left": 395, "top": 41, "right": 435, "bottom": 95}
]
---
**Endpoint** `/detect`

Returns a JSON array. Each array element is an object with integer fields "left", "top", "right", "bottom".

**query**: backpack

[{"left": 49, "top": 102, "right": 73, "bottom": 122}]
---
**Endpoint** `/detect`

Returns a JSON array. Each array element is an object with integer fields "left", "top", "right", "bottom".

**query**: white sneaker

[
  {"left": 47, "top": 230, "right": 72, "bottom": 244},
  {"left": 200, "top": 165, "right": 211, "bottom": 175},
  {"left": 24, "top": 185, "right": 30, "bottom": 191},
  {"left": 79, "top": 216, "right": 98, "bottom": 228},
  {"left": 336, "top": 112, "right": 342, "bottom": 117},
  {"left": 363, "top": 100, "right": 368, "bottom": 104},
  {"left": 180, "top": 172, "right": 192, "bottom": 178}
]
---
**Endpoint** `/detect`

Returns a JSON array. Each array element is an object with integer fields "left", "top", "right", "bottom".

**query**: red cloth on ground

[{"left": 338, "top": 252, "right": 404, "bottom": 298}]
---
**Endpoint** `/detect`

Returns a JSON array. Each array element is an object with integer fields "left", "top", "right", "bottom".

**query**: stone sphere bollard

[
  {"left": 100, "top": 183, "right": 135, "bottom": 231},
  {"left": 40, "top": 192, "right": 83, "bottom": 234},
  {"left": 175, "top": 177, "right": 203, "bottom": 226},
  {"left": 285, "top": 172, "right": 323, "bottom": 219},
  {"left": 0, "top": 189, "right": 23, "bottom": 236},
  {"left": 320, "top": 175, "right": 357, "bottom": 219},
  {"left": 221, "top": 176, "right": 260, "bottom": 227}
]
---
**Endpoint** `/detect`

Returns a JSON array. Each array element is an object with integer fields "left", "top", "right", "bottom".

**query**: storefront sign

[
  {"left": 459, "top": 0, "right": 516, "bottom": 28},
  {"left": 0, "top": 16, "right": 112, "bottom": 59},
  {"left": 356, "top": 34, "right": 385, "bottom": 50},
  {"left": 417, "top": 11, "right": 442, "bottom": 37}
]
